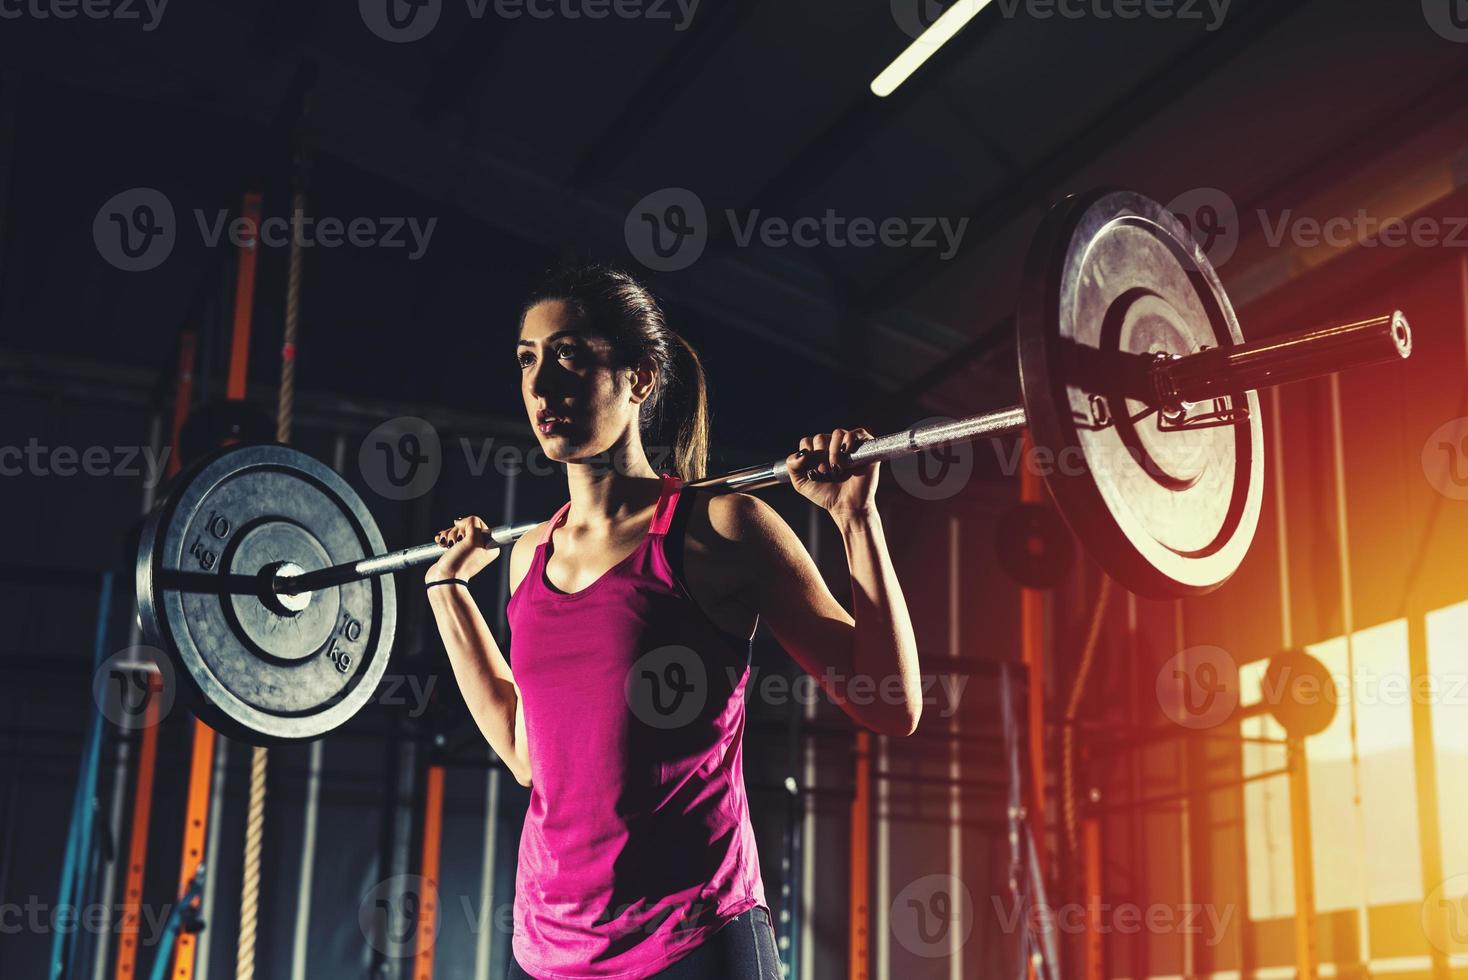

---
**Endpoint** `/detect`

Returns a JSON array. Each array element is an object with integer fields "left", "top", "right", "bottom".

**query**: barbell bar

[
  {"left": 270, "top": 309, "right": 1407, "bottom": 601},
  {"left": 135, "top": 188, "right": 1417, "bottom": 743}
]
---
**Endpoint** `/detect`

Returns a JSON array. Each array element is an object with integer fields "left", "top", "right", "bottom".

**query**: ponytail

[
  {"left": 520, "top": 263, "right": 711, "bottom": 482},
  {"left": 664, "top": 332, "right": 710, "bottom": 482}
]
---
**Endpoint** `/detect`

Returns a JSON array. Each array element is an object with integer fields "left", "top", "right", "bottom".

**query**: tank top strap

[
  {"left": 536, "top": 476, "right": 682, "bottom": 547},
  {"left": 649, "top": 472, "right": 684, "bottom": 537},
  {"left": 537, "top": 500, "right": 573, "bottom": 547}
]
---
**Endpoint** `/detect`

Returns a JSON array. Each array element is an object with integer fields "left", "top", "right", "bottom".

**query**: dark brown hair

[{"left": 520, "top": 263, "right": 711, "bottom": 481}]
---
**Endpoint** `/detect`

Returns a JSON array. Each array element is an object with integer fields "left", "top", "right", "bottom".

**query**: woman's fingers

[
  {"left": 436, "top": 516, "right": 487, "bottom": 548},
  {"left": 839, "top": 428, "right": 871, "bottom": 468},
  {"left": 829, "top": 428, "right": 849, "bottom": 471},
  {"left": 787, "top": 428, "right": 873, "bottom": 482}
]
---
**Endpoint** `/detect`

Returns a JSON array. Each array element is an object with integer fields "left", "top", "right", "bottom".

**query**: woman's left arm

[{"left": 725, "top": 427, "right": 923, "bottom": 736}]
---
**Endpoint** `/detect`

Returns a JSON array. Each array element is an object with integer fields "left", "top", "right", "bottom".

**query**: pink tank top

[{"left": 505, "top": 473, "right": 768, "bottom": 978}]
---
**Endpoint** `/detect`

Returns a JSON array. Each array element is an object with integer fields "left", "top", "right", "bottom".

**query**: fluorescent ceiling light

[{"left": 870, "top": 0, "right": 993, "bottom": 98}]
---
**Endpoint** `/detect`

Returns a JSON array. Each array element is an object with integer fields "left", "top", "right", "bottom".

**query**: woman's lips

[{"left": 538, "top": 417, "right": 573, "bottom": 435}]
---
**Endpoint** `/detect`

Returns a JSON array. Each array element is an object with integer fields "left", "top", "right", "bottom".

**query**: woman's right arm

[{"left": 425, "top": 517, "right": 538, "bottom": 788}]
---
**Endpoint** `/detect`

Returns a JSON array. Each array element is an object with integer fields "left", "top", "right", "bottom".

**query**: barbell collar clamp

[{"left": 1152, "top": 310, "right": 1411, "bottom": 411}]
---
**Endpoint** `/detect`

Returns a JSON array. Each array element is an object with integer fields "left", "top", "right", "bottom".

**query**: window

[{"left": 1241, "top": 619, "right": 1421, "bottom": 919}]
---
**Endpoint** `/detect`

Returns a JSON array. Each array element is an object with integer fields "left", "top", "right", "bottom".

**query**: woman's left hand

[{"left": 785, "top": 427, "right": 879, "bottom": 517}]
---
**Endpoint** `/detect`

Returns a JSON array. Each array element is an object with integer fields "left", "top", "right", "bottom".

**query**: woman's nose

[
  {"left": 527, "top": 358, "right": 563, "bottom": 400},
  {"left": 526, "top": 357, "right": 550, "bottom": 395}
]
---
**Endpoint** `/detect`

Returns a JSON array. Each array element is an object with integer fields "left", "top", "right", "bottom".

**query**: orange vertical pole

[
  {"left": 112, "top": 675, "right": 163, "bottom": 980},
  {"left": 1287, "top": 737, "right": 1319, "bottom": 979},
  {"left": 1407, "top": 610, "right": 1450, "bottom": 980},
  {"left": 115, "top": 326, "right": 194, "bottom": 980},
  {"left": 1020, "top": 432, "right": 1045, "bottom": 980},
  {"left": 173, "top": 189, "right": 261, "bottom": 979},
  {"left": 1020, "top": 432, "right": 1046, "bottom": 855},
  {"left": 168, "top": 725, "right": 215, "bottom": 979},
  {"left": 226, "top": 192, "right": 262, "bottom": 401},
  {"left": 845, "top": 474, "right": 874, "bottom": 978},
  {"left": 1083, "top": 817, "right": 1103, "bottom": 980},
  {"left": 848, "top": 730, "right": 871, "bottom": 980},
  {"left": 413, "top": 766, "right": 447, "bottom": 980}
]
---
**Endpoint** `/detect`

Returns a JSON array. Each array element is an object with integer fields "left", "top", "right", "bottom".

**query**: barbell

[{"left": 134, "top": 188, "right": 1413, "bottom": 743}]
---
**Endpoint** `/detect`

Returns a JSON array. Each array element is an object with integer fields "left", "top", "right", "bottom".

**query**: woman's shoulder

[
  {"left": 696, "top": 489, "right": 782, "bottom": 542},
  {"left": 674, "top": 489, "right": 787, "bottom": 558},
  {"left": 672, "top": 489, "right": 800, "bottom": 612},
  {"left": 507, "top": 518, "right": 552, "bottom": 597}
]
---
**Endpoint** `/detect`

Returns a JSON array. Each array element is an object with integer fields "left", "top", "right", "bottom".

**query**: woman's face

[{"left": 518, "top": 299, "right": 652, "bottom": 465}]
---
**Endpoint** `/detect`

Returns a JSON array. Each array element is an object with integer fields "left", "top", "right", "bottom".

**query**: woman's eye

[{"left": 518, "top": 345, "right": 577, "bottom": 368}]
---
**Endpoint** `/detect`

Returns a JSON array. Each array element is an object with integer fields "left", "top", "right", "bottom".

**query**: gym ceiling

[{"left": 0, "top": 0, "right": 1461, "bottom": 451}]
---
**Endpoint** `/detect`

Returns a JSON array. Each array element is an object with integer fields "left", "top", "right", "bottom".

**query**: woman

[{"left": 426, "top": 264, "right": 922, "bottom": 979}]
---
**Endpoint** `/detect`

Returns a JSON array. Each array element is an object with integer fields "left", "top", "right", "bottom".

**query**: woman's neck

[{"left": 564, "top": 457, "right": 664, "bottom": 531}]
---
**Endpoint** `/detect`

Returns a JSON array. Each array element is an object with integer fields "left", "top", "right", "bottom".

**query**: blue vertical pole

[{"left": 50, "top": 572, "right": 113, "bottom": 980}]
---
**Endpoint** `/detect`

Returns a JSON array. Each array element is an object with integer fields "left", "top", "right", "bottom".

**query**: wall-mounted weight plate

[
  {"left": 136, "top": 444, "right": 396, "bottom": 743},
  {"left": 1017, "top": 189, "right": 1264, "bottom": 597},
  {"left": 1263, "top": 649, "right": 1337, "bottom": 738}
]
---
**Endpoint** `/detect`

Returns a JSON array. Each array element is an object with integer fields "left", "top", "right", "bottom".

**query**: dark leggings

[{"left": 507, "top": 906, "right": 782, "bottom": 979}]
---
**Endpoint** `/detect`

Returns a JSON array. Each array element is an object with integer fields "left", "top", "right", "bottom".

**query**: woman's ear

[{"left": 627, "top": 355, "right": 658, "bottom": 405}]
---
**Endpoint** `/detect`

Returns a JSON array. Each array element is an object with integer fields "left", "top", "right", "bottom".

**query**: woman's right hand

[{"left": 426, "top": 516, "right": 502, "bottom": 584}]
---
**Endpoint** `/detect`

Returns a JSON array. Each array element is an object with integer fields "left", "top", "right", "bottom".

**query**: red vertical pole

[
  {"left": 1020, "top": 432, "right": 1046, "bottom": 980},
  {"left": 1083, "top": 817, "right": 1103, "bottom": 980},
  {"left": 849, "top": 730, "right": 871, "bottom": 980}
]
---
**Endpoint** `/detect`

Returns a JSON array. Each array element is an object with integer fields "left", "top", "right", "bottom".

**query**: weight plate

[
  {"left": 1264, "top": 649, "right": 1337, "bottom": 739},
  {"left": 994, "top": 502, "right": 1075, "bottom": 589},
  {"left": 137, "top": 443, "right": 396, "bottom": 742},
  {"left": 1017, "top": 189, "right": 1264, "bottom": 597}
]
